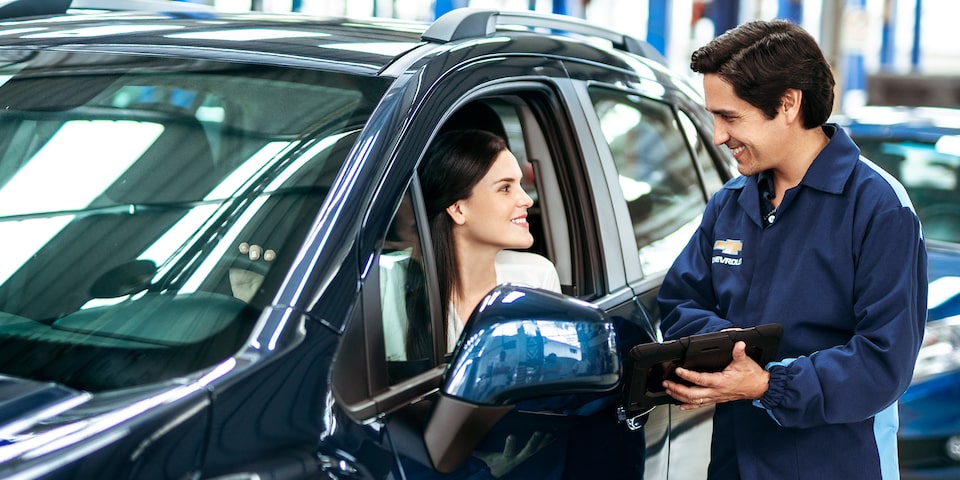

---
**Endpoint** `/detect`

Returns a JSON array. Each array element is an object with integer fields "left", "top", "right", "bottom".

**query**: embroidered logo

[
  {"left": 713, "top": 239, "right": 743, "bottom": 255},
  {"left": 712, "top": 239, "right": 743, "bottom": 266}
]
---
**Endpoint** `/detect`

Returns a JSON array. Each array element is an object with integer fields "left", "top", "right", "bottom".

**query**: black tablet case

[{"left": 621, "top": 323, "right": 783, "bottom": 415}]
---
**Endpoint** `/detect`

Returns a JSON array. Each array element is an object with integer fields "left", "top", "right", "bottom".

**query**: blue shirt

[{"left": 657, "top": 125, "right": 927, "bottom": 479}]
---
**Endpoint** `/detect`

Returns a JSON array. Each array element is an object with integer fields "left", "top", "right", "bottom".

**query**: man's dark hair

[{"left": 690, "top": 19, "right": 835, "bottom": 128}]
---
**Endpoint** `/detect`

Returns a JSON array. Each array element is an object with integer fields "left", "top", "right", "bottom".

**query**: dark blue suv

[{"left": 0, "top": 3, "right": 733, "bottom": 478}]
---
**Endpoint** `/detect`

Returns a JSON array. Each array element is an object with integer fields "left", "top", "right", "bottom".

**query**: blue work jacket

[{"left": 657, "top": 124, "right": 928, "bottom": 479}]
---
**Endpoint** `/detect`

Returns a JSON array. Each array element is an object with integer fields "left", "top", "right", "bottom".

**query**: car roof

[
  {"left": 0, "top": 12, "right": 430, "bottom": 74},
  {"left": 0, "top": 8, "right": 671, "bottom": 79},
  {"left": 833, "top": 105, "right": 960, "bottom": 140}
]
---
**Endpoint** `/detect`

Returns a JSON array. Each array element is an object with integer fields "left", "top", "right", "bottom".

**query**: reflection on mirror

[{"left": 444, "top": 285, "right": 620, "bottom": 406}]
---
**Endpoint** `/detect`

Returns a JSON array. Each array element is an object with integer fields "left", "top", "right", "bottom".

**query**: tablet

[{"left": 621, "top": 324, "right": 783, "bottom": 415}]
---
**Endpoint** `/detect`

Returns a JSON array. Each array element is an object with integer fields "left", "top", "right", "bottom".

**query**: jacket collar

[
  {"left": 800, "top": 124, "right": 859, "bottom": 195},
  {"left": 723, "top": 124, "right": 859, "bottom": 226},
  {"left": 723, "top": 123, "right": 860, "bottom": 196}
]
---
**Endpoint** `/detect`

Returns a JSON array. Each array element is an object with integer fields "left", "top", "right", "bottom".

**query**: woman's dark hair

[
  {"left": 690, "top": 19, "right": 835, "bottom": 128},
  {"left": 405, "top": 129, "right": 508, "bottom": 359}
]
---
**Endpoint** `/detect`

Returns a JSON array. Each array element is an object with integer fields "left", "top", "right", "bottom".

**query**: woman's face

[{"left": 449, "top": 149, "right": 534, "bottom": 251}]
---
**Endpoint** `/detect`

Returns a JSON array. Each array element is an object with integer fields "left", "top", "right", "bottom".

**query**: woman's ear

[{"left": 446, "top": 202, "right": 466, "bottom": 225}]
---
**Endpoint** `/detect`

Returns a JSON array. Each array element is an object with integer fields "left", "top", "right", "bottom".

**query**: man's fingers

[
  {"left": 673, "top": 366, "right": 705, "bottom": 386},
  {"left": 731, "top": 341, "right": 748, "bottom": 360}
]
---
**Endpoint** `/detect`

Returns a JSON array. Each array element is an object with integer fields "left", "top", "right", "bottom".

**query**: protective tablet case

[{"left": 621, "top": 323, "right": 783, "bottom": 415}]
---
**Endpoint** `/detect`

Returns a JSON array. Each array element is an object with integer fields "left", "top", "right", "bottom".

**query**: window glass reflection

[
  {"left": 588, "top": 87, "right": 706, "bottom": 276},
  {"left": 0, "top": 50, "right": 387, "bottom": 391}
]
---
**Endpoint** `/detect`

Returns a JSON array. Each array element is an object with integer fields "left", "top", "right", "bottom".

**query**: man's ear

[
  {"left": 781, "top": 89, "right": 802, "bottom": 122},
  {"left": 446, "top": 202, "right": 466, "bottom": 225}
]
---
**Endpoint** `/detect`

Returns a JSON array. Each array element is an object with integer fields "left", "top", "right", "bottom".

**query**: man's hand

[{"left": 663, "top": 341, "right": 770, "bottom": 410}]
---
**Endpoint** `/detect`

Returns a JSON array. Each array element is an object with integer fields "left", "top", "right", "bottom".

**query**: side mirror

[{"left": 424, "top": 285, "right": 620, "bottom": 472}]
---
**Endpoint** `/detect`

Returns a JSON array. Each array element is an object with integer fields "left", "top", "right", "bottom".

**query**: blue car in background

[{"left": 835, "top": 106, "right": 960, "bottom": 479}]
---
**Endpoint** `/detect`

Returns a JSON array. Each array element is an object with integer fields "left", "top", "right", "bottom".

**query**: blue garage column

[
  {"left": 552, "top": 0, "right": 566, "bottom": 15},
  {"left": 842, "top": 0, "right": 867, "bottom": 110},
  {"left": 647, "top": 0, "right": 669, "bottom": 57},
  {"left": 778, "top": 0, "right": 801, "bottom": 24},
  {"left": 879, "top": 0, "right": 895, "bottom": 70},
  {"left": 911, "top": 0, "right": 922, "bottom": 71},
  {"left": 707, "top": 0, "right": 739, "bottom": 37},
  {"left": 435, "top": 0, "right": 469, "bottom": 19}
]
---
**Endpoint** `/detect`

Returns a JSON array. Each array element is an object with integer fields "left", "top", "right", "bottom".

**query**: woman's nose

[{"left": 518, "top": 188, "right": 534, "bottom": 207}]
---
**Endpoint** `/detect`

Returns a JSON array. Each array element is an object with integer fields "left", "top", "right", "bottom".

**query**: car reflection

[{"left": 445, "top": 286, "right": 620, "bottom": 406}]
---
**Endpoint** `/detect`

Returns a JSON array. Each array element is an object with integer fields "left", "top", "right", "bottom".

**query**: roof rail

[{"left": 422, "top": 8, "right": 666, "bottom": 64}]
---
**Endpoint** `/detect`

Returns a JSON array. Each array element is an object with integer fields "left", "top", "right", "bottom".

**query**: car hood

[
  {"left": 0, "top": 376, "right": 91, "bottom": 438},
  {"left": 0, "top": 374, "right": 209, "bottom": 467}
]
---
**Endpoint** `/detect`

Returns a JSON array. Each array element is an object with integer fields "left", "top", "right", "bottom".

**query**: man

[{"left": 656, "top": 19, "right": 927, "bottom": 479}]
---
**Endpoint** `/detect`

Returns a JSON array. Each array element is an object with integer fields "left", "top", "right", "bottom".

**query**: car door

[
  {"left": 564, "top": 56, "right": 734, "bottom": 478},
  {"left": 331, "top": 52, "right": 663, "bottom": 479}
]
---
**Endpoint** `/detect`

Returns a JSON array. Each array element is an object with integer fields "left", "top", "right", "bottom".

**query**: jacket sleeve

[
  {"left": 657, "top": 196, "right": 736, "bottom": 340},
  {"left": 757, "top": 205, "right": 927, "bottom": 428}
]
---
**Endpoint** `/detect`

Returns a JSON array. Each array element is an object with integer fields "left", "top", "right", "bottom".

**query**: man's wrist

[{"left": 752, "top": 369, "right": 770, "bottom": 400}]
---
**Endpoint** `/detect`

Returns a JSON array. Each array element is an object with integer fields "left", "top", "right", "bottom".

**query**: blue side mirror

[
  {"left": 425, "top": 284, "right": 620, "bottom": 473},
  {"left": 444, "top": 284, "right": 620, "bottom": 404}
]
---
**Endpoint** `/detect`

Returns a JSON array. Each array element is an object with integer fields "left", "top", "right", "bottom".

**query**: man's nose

[{"left": 712, "top": 122, "right": 729, "bottom": 146}]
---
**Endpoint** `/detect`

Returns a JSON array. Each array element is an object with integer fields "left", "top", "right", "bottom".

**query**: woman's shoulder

[
  {"left": 494, "top": 250, "right": 562, "bottom": 293},
  {"left": 495, "top": 249, "right": 554, "bottom": 269}
]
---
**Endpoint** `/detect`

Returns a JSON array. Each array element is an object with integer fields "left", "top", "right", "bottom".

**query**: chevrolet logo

[{"left": 714, "top": 239, "right": 743, "bottom": 256}]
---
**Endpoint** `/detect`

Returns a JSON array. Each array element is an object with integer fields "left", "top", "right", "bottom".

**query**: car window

[
  {"left": 380, "top": 190, "right": 435, "bottom": 382},
  {"left": 588, "top": 87, "right": 706, "bottom": 276},
  {"left": 677, "top": 109, "right": 725, "bottom": 194},
  {"left": 856, "top": 136, "right": 960, "bottom": 243},
  {"left": 376, "top": 94, "right": 573, "bottom": 385},
  {"left": 0, "top": 50, "right": 387, "bottom": 391}
]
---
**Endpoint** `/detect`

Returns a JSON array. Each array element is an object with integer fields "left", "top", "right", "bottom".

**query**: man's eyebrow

[{"left": 707, "top": 107, "right": 738, "bottom": 116}]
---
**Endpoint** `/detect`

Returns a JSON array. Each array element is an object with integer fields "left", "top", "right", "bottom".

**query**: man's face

[{"left": 703, "top": 73, "right": 788, "bottom": 177}]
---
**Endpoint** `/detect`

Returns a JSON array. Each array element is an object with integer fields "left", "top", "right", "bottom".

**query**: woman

[
  {"left": 408, "top": 128, "right": 561, "bottom": 359},
  {"left": 397, "top": 128, "right": 565, "bottom": 480}
]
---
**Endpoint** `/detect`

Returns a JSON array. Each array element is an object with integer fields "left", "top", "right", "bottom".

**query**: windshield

[{"left": 0, "top": 50, "right": 387, "bottom": 391}]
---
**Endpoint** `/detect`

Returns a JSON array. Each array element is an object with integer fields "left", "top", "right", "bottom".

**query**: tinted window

[
  {"left": 856, "top": 136, "right": 960, "bottom": 243},
  {"left": 0, "top": 50, "right": 387, "bottom": 391},
  {"left": 589, "top": 87, "right": 706, "bottom": 276}
]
